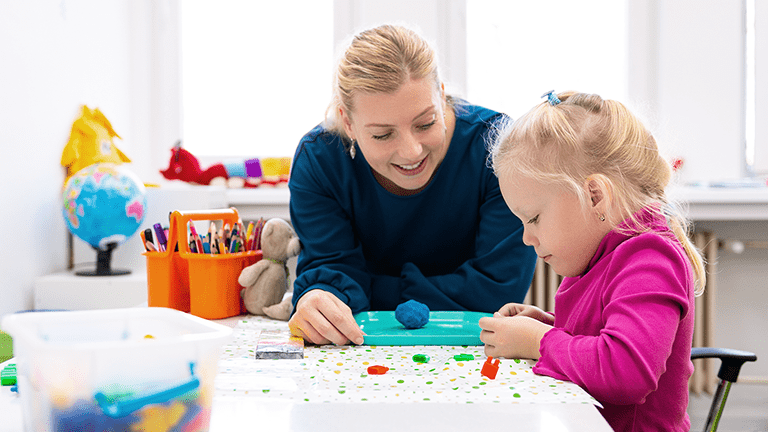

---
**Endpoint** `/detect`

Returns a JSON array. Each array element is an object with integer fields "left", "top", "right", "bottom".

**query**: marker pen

[{"left": 153, "top": 223, "right": 168, "bottom": 252}]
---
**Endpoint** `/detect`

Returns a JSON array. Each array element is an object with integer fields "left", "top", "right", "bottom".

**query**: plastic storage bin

[
  {"left": 1, "top": 307, "right": 232, "bottom": 432},
  {"left": 144, "top": 208, "right": 262, "bottom": 319}
]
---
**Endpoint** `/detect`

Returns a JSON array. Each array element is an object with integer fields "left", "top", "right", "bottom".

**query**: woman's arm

[{"left": 287, "top": 136, "right": 372, "bottom": 345}]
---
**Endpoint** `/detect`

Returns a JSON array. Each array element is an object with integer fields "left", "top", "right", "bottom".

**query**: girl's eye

[
  {"left": 527, "top": 215, "right": 539, "bottom": 224},
  {"left": 416, "top": 120, "right": 436, "bottom": 131}
]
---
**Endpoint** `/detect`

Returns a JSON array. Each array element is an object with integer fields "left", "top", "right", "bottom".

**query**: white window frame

[{"left": 146, "top": 0, "right": 760, "bottom": 185}]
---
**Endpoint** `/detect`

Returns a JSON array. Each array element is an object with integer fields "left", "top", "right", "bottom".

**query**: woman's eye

[
  {"left": 527, "top": 215, "right": 539, "bottom": 224},
  {"left": 416, "top": 120, "right": 436, "bottom": 131},
  {"left": 371, "top": 132, "right": 392, "bottom": 141}
]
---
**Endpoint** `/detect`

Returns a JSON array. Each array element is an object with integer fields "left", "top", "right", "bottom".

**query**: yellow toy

[
  {"left": 260, "top": 157, "right": 291, "bottom": 187},
  {"left": 61, "top": 105, "right": 131, "bottom": 184}
]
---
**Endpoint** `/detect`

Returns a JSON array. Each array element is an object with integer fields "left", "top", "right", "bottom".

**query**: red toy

[
  {"left": 160, "top": 141, "right": 263, "bottom": 188},
  {"left": 367, "top": 365, "right": 389, "bottom": 375},
  {"left": 481, "top": 356, "right": 500, "bottom": 380}
]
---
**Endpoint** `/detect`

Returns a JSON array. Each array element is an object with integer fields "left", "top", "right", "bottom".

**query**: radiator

[
  {"left": 525, "top": 231, "right": 718, "bottom": 394},
  {"left": 691, "top": 231, "right": 718, "bottom": 394}
]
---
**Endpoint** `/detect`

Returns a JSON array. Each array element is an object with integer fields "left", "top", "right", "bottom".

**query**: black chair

[{"left": 691, "top": 347, "right": 757, "bottom": 432}]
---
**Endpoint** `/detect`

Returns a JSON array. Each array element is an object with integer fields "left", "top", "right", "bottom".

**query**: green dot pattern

[{"left": 215, "top": 315, "right": 600, "bottom": 406}]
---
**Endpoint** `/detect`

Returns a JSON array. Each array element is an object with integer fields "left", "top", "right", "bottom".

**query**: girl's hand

[
  {"left": 494, "top": 303, "right": 554, "bottom": 325},
  {"left": 479, "top": 315, "right": 553, "bottom": 360},
  {"left": 288, "top": 289, "right": 365, "bottom": 346}
]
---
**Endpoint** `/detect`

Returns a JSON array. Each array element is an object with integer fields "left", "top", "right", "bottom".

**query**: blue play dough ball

[{"left": 395, "top": 300, "right": 430, "bottom": 329}]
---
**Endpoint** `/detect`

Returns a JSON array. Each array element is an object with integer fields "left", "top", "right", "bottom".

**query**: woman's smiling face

[{"left": 342, "top": 77, "right": 451, "bottom": 192}]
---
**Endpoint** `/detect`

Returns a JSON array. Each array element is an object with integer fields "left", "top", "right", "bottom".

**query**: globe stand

[{"left": 76, "top": 242, "right": 131, "bottom": 276}]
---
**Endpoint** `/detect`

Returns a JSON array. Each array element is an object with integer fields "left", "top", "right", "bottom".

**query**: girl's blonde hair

[
  {"left": 491, "top": 91, "right": 706, "bottom": 295},
  {"left": 324, "top": 24, "right": 442, "bottom": 142}
]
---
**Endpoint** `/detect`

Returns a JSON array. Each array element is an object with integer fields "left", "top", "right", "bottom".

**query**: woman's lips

[{"left": 393, "top": 156, "right": 427, "bottom": 176}]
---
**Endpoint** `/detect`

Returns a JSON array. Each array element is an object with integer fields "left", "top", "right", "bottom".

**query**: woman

[{"left": 288, "top": 24, "right": 536, "bottom": 345}]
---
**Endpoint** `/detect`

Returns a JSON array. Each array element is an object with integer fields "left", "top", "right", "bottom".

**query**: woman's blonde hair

[
  {"left": 324, "top": 24, "right": 443, "bottom": 142},
  {"left": 491, "top": 91, "right": 706, "bottom": 295}
]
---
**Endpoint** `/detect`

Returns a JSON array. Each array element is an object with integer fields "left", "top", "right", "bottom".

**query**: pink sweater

[{"left": 533, "top": 210, "right": 695, "bottom": 431}]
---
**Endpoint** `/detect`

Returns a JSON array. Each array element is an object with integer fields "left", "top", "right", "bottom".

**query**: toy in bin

[
  {"left": 144, "top": 208, "right": 262, "bottom": 320},
  {"left": 1, "top": 307, "right": 232, "bottom": 432}
]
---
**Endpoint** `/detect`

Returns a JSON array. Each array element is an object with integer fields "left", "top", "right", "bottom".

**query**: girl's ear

[{"left": 585, "top": 174, "right": 612, "bottom": 212}]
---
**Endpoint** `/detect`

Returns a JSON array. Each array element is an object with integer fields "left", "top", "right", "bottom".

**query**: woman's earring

[
  {"left": 599, "top": 214, "right": 606, "bottom": 222},
  {"left": 349, "top": 140, "right": 356, "bottom": 159}
]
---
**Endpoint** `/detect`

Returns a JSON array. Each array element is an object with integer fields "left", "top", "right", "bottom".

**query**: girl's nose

[{"left": 522, "top": 228, "right": 538, "bottom": 248}]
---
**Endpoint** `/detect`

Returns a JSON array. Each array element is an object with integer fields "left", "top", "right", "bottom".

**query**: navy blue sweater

[{"left": 289, "top": 103, "right": 536, "bottom": 314}]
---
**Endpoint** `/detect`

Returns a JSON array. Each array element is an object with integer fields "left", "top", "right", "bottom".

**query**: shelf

[
  {"left": 225, "top": 185, "right": 768, "bottom": 222},
  {"left": 34, "top": 271, "right": 148, "bottom": 311},
  {"left": 668, "top": 185, "right": 768, "bottom": 221}
]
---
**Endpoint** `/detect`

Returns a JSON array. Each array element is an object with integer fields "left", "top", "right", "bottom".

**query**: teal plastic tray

[{"left": 354, "top": 311, "right": 492, "bottom": 346}]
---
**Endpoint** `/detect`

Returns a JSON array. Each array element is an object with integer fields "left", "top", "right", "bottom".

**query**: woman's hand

[
  {"left": 479, "top": 309, "right": 554, "bottom": 360},
  {"left": 288, "top": 289, "right": 365, "bottom": 346},
  {"left": 493, "top": 303, "right": 555, "bottom": 324}
]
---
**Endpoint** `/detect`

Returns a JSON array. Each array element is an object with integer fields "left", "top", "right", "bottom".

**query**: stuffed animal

[
  {"left": 160, "top": 141, "right": 263, "bottom": 188},
  {"left": 61, "top": 105, "right": 131, "bottom": 185},
  {"left": 238, "top": 218, "right": 301, "bottom": 320}
]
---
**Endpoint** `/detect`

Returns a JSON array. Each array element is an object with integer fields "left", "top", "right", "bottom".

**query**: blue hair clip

[{"left": 542, "top": 90, "right": 561, "bottom": 106}]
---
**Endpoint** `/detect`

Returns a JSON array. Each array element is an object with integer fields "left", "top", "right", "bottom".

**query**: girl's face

[
  {"left": 342, "top": 78, "right": 451, "bottom": 192},
  {"left": 498, "top": 171, "right": 610, "bottom": 277}
]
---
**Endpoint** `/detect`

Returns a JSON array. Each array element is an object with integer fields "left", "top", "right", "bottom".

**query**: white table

[
  {"left": 210, "top": 400, "right": 611, "bottom": 431},
  {"left": 0, "top": 315, "right": 613, "bottom": 431},
  {"left": 207, "top": 315, "right": 612, "bottom": 431}
]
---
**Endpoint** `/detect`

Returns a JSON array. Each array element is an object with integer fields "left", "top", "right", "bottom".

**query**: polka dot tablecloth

[{"left": 215, "top": 315, "right": 600, "bottom": 406}]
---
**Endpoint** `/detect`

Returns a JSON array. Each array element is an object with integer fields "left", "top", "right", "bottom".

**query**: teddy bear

[{"left": 238, "top": 218, "right": 300, "bottom": 320}]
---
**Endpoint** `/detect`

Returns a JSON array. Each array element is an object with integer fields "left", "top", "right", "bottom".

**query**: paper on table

[{"left": 215, "top": 316, "right": 600, "bottom": 406}]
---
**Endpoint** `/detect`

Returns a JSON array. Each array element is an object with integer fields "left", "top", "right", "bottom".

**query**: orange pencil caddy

[{"left": 143, "top": 208, "right": 262, "bottom": 319}]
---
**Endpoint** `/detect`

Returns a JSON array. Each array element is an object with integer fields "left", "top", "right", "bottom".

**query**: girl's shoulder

[{"left": 606, "top": 230, "right": 692, "bottom": 292}]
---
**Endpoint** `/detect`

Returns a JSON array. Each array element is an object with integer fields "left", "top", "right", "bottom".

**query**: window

[
  {"left": 747, "top": 0, "right": 768, "bottom": 175},
  {"left": 465, "top": 0, "right": 627, "bottom": 120},
  {"left": 180, "top": 0, "right": 334, "bottom": 158}
]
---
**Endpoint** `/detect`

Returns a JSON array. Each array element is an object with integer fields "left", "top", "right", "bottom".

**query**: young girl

[{"left": 479, "top": 91, "right": 705, "bottom": 431}]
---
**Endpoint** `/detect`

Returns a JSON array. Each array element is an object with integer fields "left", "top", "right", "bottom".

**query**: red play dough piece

[{"left": 367, "top": 365, "right": 389, "bottom": 375}]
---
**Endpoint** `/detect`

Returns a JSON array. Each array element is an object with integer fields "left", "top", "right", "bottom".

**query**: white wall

[
  {"left": 0, "top": 0, "right": 174, "bottom": 320},
  {"left": 755, "top": 0, "right": 768, "bottom": 174},
  {"left": 628, "top": 0, "right": 746, "bottom": 184},
  {"left": 694, "top": 220, "right": 768, "bottom": 379},
  {"left": 3, "top": 2, "right": 767, "bottom": 379},
  {"left": 334, "top": 0, "right": 467, "bottom": 97}
]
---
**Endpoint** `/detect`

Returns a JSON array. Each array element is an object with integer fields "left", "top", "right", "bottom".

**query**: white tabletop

[
  {"left": 209, "top": 315, "right": 612, "bottom": 431},
  {"left": 210, "top": 399, "right": 611, "bottom": 432},
  {"left": 0, "top": 315, "right": 613, "bottom": 431}
]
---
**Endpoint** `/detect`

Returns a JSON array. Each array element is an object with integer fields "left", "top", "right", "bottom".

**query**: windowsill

[
  {"left": 226, "top": 187, "right": 290, "bottom": 205},
  {"left": 225, "top": 187, "right": 291, "bottom": 221},
  {"left": 223, "top": 185, "right": 768, "bottom": 222},
  {"left": 668, "top": 185, "right": 768, "bottom": 221}
]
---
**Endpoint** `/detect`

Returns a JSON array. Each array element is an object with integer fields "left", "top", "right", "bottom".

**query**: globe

[{"left": 62, "top": 163, "right": 147, "bottom": 276}]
